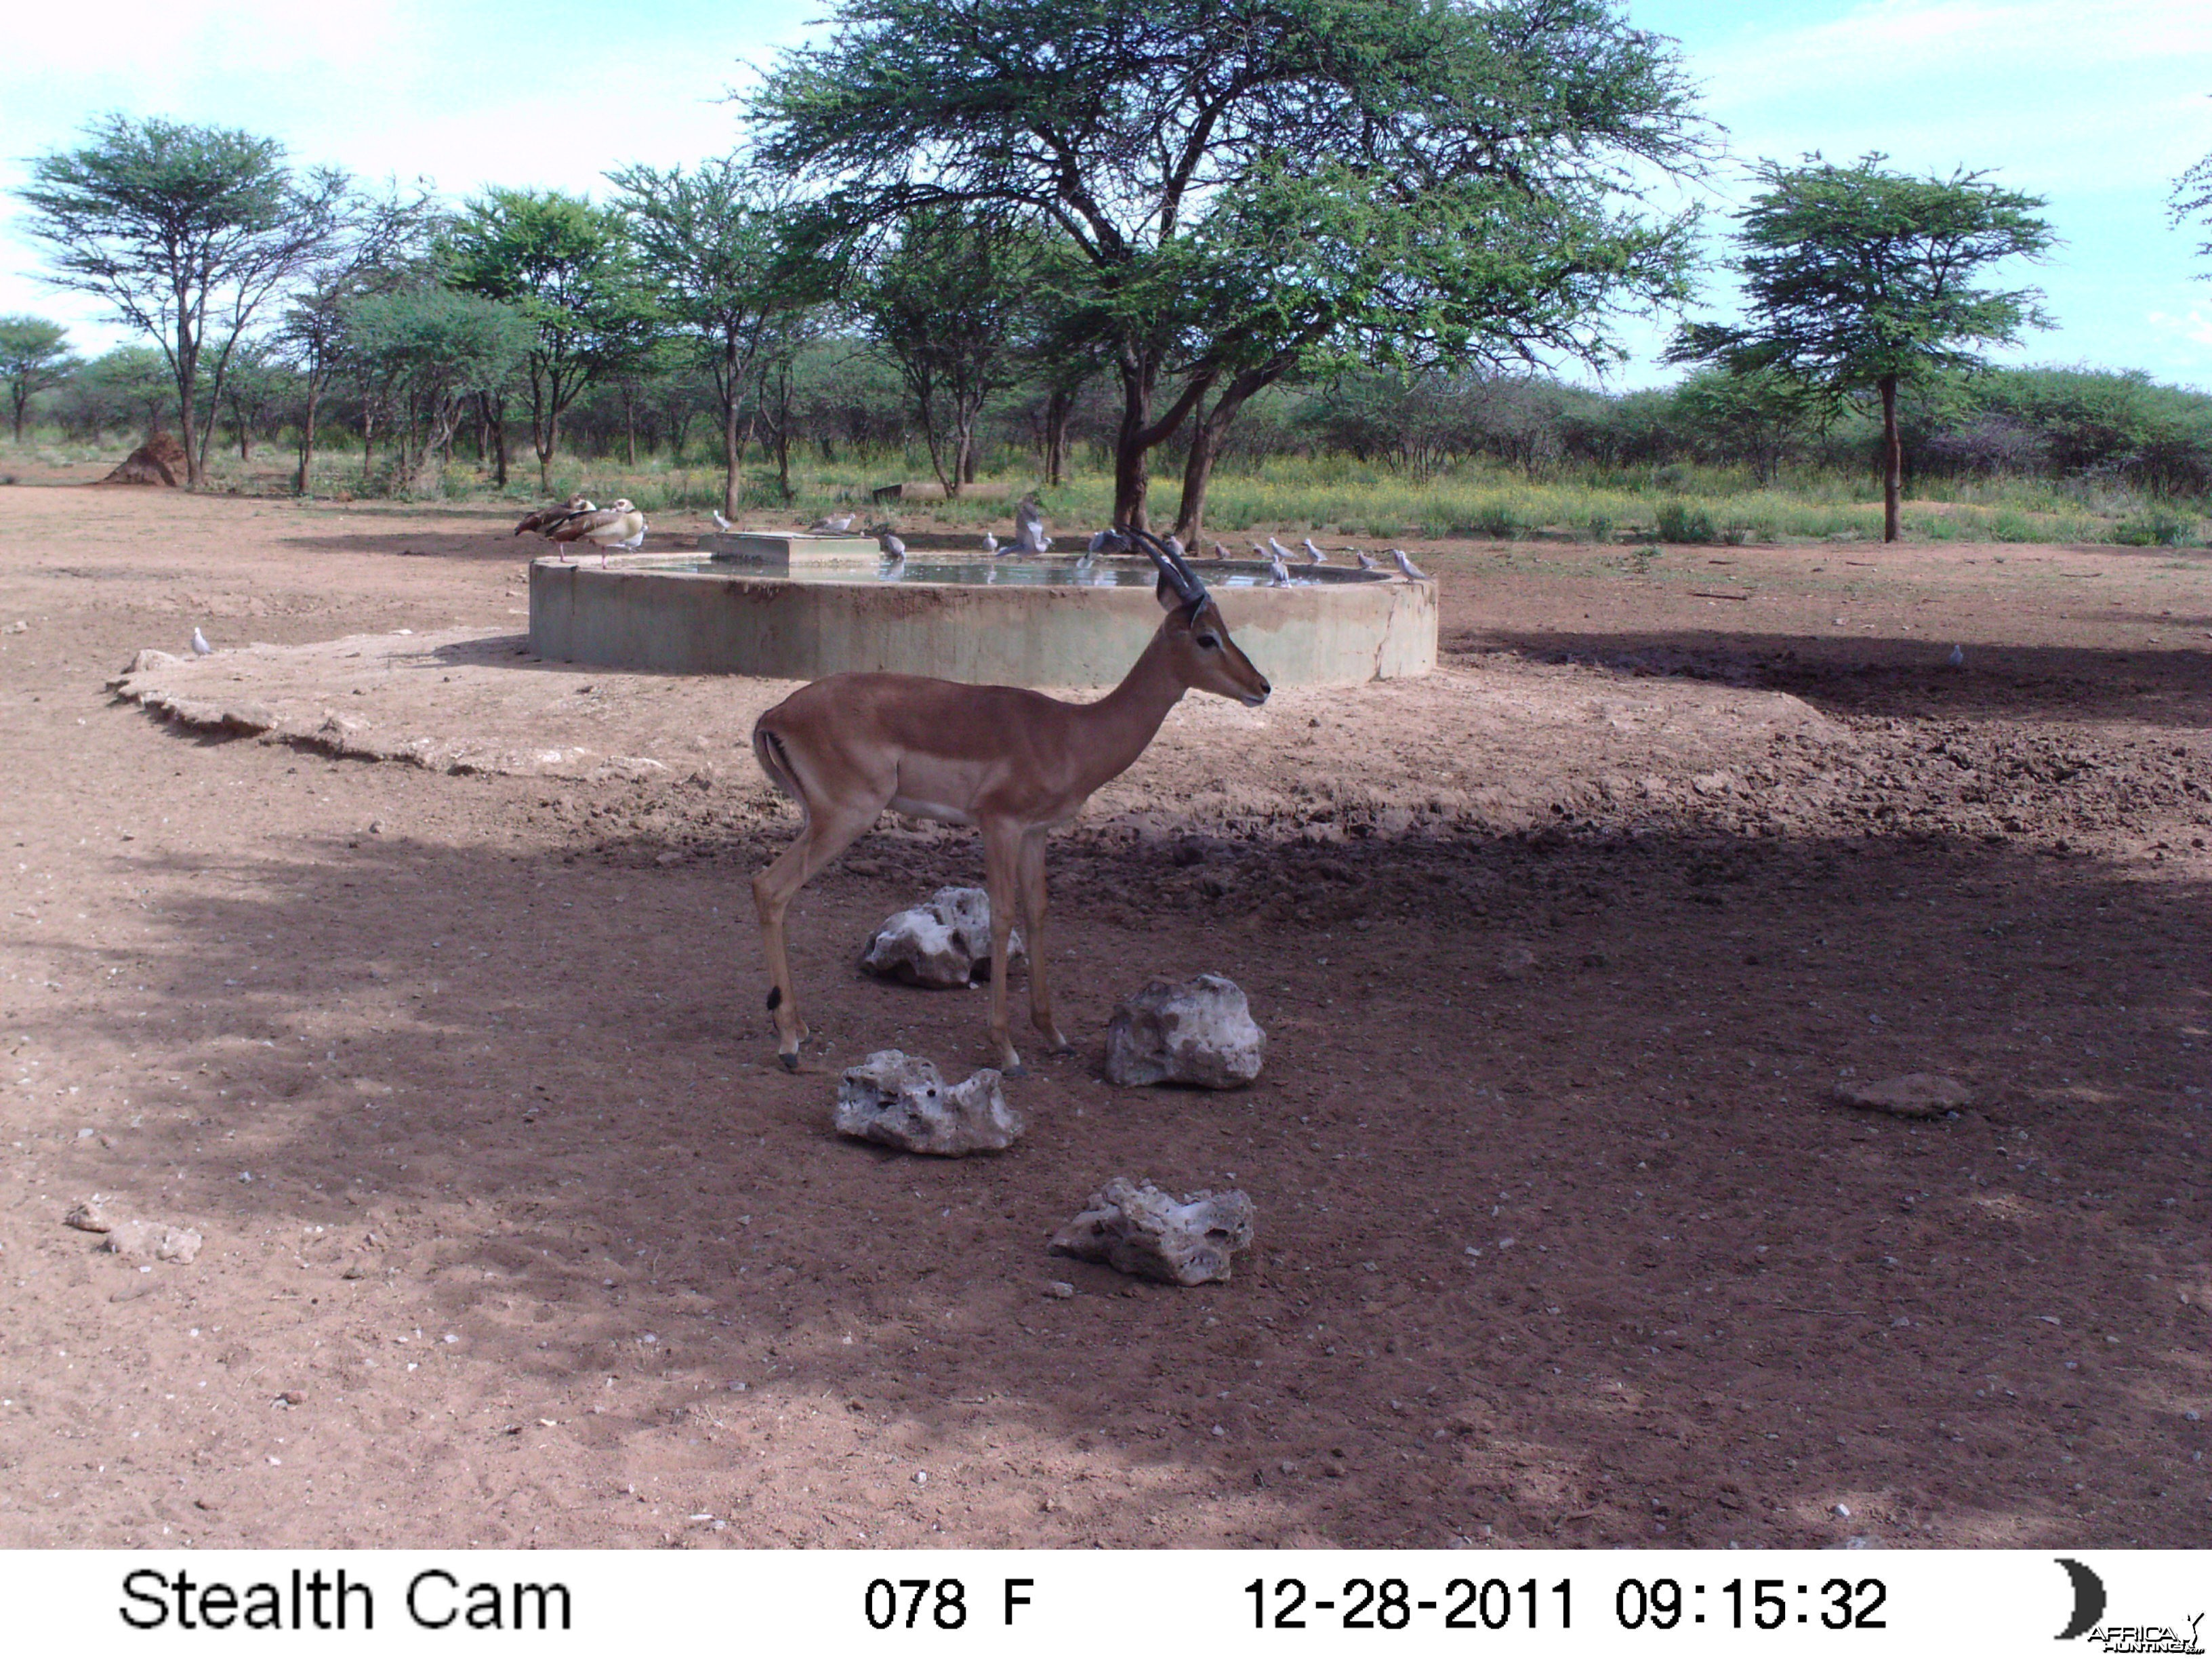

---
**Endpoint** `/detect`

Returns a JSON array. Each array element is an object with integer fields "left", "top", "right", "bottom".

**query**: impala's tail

[{"left": 751, "top": 719, "right": 802, "bottom": 804}]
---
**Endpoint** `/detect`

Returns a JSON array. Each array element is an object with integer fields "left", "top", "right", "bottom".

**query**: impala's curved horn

[{"left": 1124, "top": 525, "right": 1207, "bottom": 607}]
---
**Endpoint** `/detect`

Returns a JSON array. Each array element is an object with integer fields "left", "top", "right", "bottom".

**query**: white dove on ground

[
  {"left": 1267, "top": 536, "right": 1296, "bottom": 563},
  {"left": 1355, "top": 549, "right": 1378, "bottom": 570},
  {"left": 1164, "top": 534, "right": 1185, "bottom": 559},
  {"left": 981, "top": 531, "right": 998, "bottom": 554},
  {"left": 1947, "top": 643, "right": 1965, "bottom": 669},
  {"left": 712, "top": 511, "right": 733, "bottom": 532},
  {"left": 808, "top": 512, "right": 855, "bottom": 533},
  {"left": 1390, "top": 548, "right": 1427, "bottom": 579},
  {"left": 190, "top": 628, "right": 214, "bottom": 657},
  {"left": 1267, "top": 552, "right": 1294, "bottom": 587},
  {"left": 1211, "top": 541, "right": 1232, "bottom": 560},
  {"left": 1250, "top": 542, "right": 1269, "bottom": 560},
  {"left": 1302, "top": 538, "right": 1328, "bottom": 565}
]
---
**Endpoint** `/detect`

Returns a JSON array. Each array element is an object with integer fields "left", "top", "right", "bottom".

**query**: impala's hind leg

[
  {"left": 1017, "top": 828, "right": 1070, "bottom": 1055},
  {"left": 752, "top": 801, "right": 877, "bottom": 1071},
  {"left": 981, "top": 819, "right": 1027, "bottom": 1076}
]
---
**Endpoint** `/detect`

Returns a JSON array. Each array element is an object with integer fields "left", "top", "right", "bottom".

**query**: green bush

[
  {"left": 1656, "top": 500, "right": 1717, "bottom": 543},
  {"left": 1468, "top": 501, "right": 1521, "bottom": 539},
  {"left": 2111, "top": 504, "right": 2198, "bottom": 546}
]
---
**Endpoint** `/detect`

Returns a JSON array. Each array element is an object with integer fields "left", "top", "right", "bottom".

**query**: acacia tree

[
  {"left": 859, "top": 209, "right": 1036, "bottom": 496},
  {"left": 275, "top": 184, "right": 438, "bottom": 494},
  {"left": 445, "top": 189, "right": 659, "bottom": 491},
  {"left": 608, "top": 159, "right": 806, "bottom": 518},
  {"left": 16, "top": 116, "right": 350, "bottom": 486},
  {"left": 344, "top": 289, "right": 529, "bottom": 495},
  {"left": 751, "top": 0, "right": 1706, "bottom": 535},
  {"left": 2173, "top": 115, "right": 2212, "bottom": 270},
  {"left": 1670, "top": 153, "right": 2053, "bottom": 541},
  {"left": 1671, "top": 365, "right": 1828, "bottom": 485},
  {"left": 0, "top": 317, "right": 81, "bottom": 443},
  {"left": 216, "top": 342, "right": 285, "bottom": 461}
]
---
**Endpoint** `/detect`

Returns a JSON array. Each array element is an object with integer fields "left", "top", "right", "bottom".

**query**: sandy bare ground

[{"left": 1, "top": 482, "right": 2207, "bottom": 1550}]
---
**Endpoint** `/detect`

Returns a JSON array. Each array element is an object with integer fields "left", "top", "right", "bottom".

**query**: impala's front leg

[
  {"left": 981, "top": 820, "right": 1025, "bottom": 1076},
  {"left": 1018, "top": 828, "right": 1071, "bottom": 1054}
]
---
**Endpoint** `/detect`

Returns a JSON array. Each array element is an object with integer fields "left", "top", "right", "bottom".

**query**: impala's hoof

[{"left": 778, "top": 1052, "right": 800, "bottom": 1074}]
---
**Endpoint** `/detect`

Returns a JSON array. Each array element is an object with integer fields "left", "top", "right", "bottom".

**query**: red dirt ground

[{"left": 0, "top": 481, "right": 2207, "bottom": 1550}]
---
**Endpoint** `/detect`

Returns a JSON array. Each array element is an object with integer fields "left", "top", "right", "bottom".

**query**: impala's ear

[{"left": 1155, "top": 570, "right": 1181, "bottom": 611}]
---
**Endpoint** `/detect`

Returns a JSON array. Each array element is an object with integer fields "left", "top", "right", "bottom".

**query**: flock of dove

[{"left": 497, "top": 490, "right": 1427, "bottom": 584}]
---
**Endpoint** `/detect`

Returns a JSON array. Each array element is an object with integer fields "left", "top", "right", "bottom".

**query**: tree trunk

[
  {"left": 622, "top": 386, "right": 636, "bottom": 466},
  {"left": 720, "top": 339, "right": 742, "bottom": 522},
  {"left": 295, "top": 380, "right": 322, "bottom": 495},
  {"left": 1172, "top": 373, "right": 1265, "bottom": 544},
  {"left": 12, "top": 390, "right": 26, "bottom": 444},
  {"left": 1044, "top": 386, "right": 1072, "bottom": 488},
  {"left": 1879, "top": 374, "right": 1902, "bottom": 544},
  {"left": 362, "top": 409, "right": 376, "bottom": 485},
  {"left": 536, "top": 409, "right": 558, "bottom": 493},
  {"left": 176, "top": 361, "right": 203, "bottom": 489},
  {"left": 491, "top": 394, "right": 509, "bottom": 489},
  {"left": 1112, "top": 356, "right": 1154, "bottom": 530}
]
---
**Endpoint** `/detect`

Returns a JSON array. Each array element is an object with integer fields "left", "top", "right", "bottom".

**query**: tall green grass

[{"left": 9, "top": 427, "right": 2201, "bottom": 546}]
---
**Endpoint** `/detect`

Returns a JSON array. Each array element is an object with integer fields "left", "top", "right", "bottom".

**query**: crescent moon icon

[{"left": 2055, "top": 1557, "right": 2106, "bottom": 1641}]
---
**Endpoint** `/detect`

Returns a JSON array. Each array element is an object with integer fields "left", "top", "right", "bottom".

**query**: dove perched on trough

[
  {"left": 1302, "top": 538, "right": 1328, "bottom": 565},
  {"left": 1389, "top": 548, "right": 1427, "bottom": 579},
  {"left": 190, "top": 628, "right": 215, "bottom": 657},
  {"left": 712, "top": 510, "right": 734, "bottom": 532}
]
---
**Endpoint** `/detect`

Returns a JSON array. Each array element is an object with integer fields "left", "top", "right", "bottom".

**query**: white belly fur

[{"left": 887, "top": 795, "right": 976, "bottom": 826}]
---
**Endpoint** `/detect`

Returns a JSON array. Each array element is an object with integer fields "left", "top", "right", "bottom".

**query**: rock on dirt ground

[
  {"left": 0, "top": 480, "right": 2207, "bottom": 1550},
  {"left": 832, "top": 1050, "right": 1022, "bottom": 1155},
  {"left": 859, "top": 886, "right": 1023, "bottom": 989},
  {"left": 1103, "top": 975, "right": 1267, "bottom": 1088},
  {"left": 1050, "top": 1178, "right": 1257, "bottom": 1285}
]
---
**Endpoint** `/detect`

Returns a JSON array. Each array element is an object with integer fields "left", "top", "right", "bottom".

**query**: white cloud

[{"left": 2149, "top": 310, "right": 2212, "bottom": 350}]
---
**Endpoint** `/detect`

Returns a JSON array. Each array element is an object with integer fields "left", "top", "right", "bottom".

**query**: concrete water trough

[{"left": 528, "top": 546, "right": 1437, "bottom": 689}]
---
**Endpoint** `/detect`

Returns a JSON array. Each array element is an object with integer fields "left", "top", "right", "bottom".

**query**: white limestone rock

[
  {"left": 1049, "top": 1178, "right": 1256, "bottom": 1286},
  {"left": 101, "top": 1220, "right": 203, "bottom": 1264},
  {"left": 860, "top": 886, "right": 1025, "bottom": 989},
  {"left": 1103, "top": 974, "right": 1265, "bottom": 1088},
  {"left": 833, "top": 1050, "right": 1023, "bottom": 1155}
]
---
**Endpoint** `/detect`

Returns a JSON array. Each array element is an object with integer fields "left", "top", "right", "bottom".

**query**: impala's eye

[{"left": 1197, "top": 634, "right": 1220, "bottom": 649}]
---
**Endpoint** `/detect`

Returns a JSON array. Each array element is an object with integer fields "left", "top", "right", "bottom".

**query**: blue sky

[{"left": 5, "top": 0, "right": 2208, "bottom": 390}]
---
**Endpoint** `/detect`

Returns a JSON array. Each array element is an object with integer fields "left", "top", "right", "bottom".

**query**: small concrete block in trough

[
  {"left": 861, "top": 886, "right": 1024, "bottom": 989},
  {"left": 1050, "top": 1177, "right": 1255, "bottom": 1286},
  {"left": 834, "top": 1050, "right": 1023, "bottom": 1155},
  {"left": 1835, "top": 1073, "right": 1971, "bottom": 1120},
  {"left": 1103, "top": 974, "right": 1265, "bottom": 1088}
]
